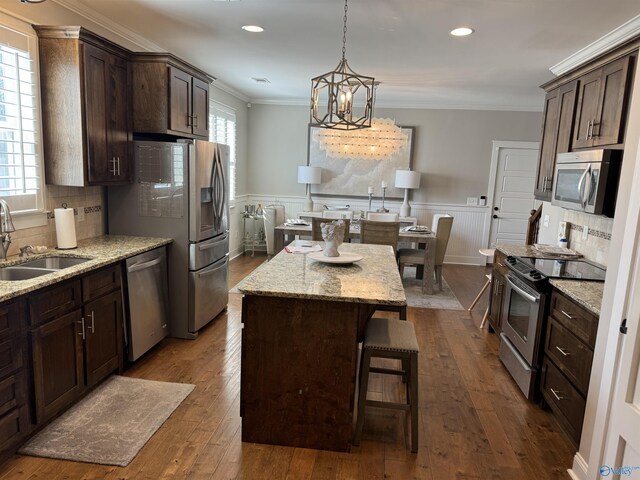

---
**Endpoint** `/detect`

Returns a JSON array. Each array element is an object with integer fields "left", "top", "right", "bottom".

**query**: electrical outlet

[
  {"left": 582, "top": 224, "right": 589, "bottom": 240},
  {"left": 466, "top": 197, "right": 478, "bottom": 206},
  {"left": 77, "top": 207, "right": 85, "bottom": 222},
  {"left": 543, "top": 215, "right": 550, "bottom": 228}
]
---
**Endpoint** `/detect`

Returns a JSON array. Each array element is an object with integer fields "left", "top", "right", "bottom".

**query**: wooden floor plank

[{"left": 0, "top": 254, "right": 575, "bottom": 479}]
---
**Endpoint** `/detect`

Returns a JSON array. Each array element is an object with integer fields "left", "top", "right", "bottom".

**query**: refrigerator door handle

[
  {"left": 210, "top": 152, "right": 219, "bottom": 229},
  {"left": 215, "top": 145, "right": 226, "bottom": 232}
]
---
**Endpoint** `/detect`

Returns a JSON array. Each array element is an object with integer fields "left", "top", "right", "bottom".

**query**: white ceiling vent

[{"left": 252, "top": 77, "right": 271, "bottom": 84}]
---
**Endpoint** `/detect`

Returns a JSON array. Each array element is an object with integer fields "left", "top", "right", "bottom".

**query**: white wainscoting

[{"left": 236, "top": 194, "right": 491, "bottom": 265}]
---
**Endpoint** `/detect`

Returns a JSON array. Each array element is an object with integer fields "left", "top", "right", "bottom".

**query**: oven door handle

[{"left": 505, "top": 276, "right": 539, "bottom": 303}]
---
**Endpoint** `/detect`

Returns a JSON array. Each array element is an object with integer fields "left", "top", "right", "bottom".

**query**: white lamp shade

[
  {"left": 298, "top": 166, "right": 322, "bottom": 185},
  {"left": 395, "top": 169, "right": 421, "bottom": 189}
]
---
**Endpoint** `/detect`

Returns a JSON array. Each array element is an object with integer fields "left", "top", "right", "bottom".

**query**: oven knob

[
  {"left": 532, "top": 273, "right": 542, "bottom": 279},
  {"left": 529, "top": 270, "right": 537, "bottom": 275},
  {"left": 507, "top": 256, "right": 515, "bottom": 263}
]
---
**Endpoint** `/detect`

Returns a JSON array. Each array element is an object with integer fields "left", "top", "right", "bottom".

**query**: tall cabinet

[{"left": 34, "top": 26, "right": 133, "bottom": 186}]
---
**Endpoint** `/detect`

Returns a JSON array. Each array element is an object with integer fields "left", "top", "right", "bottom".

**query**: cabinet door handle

[
  {"left": 117, "top": 157, "right": 121, "bottom": 176},
  {"left": 542, "top": 176, "right": 547, "bottom": 192},
  {"left": 186, "top": 114, "right": 191, "bottom": 127},
  {"left": 590, "top": 120, "right": 598, "bottom": 139},
  {"left": 555, "top": 346, "right": 570, "bottom": 356},
  {"left": 86, "top": 311, "right": 95, "bottom": 333},
  {"left": 561, "top": 310, "right": 573, "bottom": 319},
  {"left": 77, "top": 318, "right": 85, "bottom": 340},
  {"left": 584, "top": 120, "right": 592, "bottom": 141},
  {"left": 192, "top": 114, "right": 198, "bottom": 128},
  {"left": 110, "top": 157, "right": 117, "bottom": 176},
  {"left": 550, "top": 388, "right": 564, "bottom": 401},
  {"left": 588, "top": 120, "right": 594, "bottom": 139}
]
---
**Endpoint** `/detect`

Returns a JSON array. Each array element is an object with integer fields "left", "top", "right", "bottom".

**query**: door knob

[
  {"left": 493, "top": 214, "right": 498, "bottom": 219},
  {"left": 493, "top": 207, "right": 499, "bottom": 211}
]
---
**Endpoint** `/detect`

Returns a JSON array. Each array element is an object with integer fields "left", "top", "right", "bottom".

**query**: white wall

[{"left": 247, "top": 104, "right": 542, "bottom": 204}]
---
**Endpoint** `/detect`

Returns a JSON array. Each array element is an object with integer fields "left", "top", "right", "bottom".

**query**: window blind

[
  {"left": 0, "top": 22, "right": 42, "bottom": 214},
  {"left": 209, "top": 100, "right": 236, "bottom": 203}
]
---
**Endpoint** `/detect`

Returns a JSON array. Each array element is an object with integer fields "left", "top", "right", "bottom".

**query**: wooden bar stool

[
  {"left": 468, "top": 248, "right": 495, "bottom": 328},
  {"left": 353, "top": 317, "right": 419, "bottom": 452}
]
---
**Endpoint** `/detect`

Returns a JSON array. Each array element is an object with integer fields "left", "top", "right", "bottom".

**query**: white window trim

[
  {"left": 209, "top": 98, "right": 236, "bottom": 207},
  {"left": 0, "top": 12, "right": 47, "bottom": 230}
]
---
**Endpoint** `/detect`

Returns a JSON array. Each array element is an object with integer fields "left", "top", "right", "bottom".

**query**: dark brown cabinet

[
  {"left": 534, "top": 81, "right": 578, "bottom": 200},
  {"left": 487, "top": 250, "right": 507, "bottom": 334},
  {"left": 573, "top": 55, "right": 633, "bottom": 149},
  {"left": 34, "top": 26, "right": 133, "bottom": 186},
  {"left": 0, "top": 298, "right": 30, "bottom": 460},
  {"left": 28, "top": 265, "right": 124, "bottom": 424},
  {"left": 132, "top": 54, "right": 213, "bottom": 139},
  {"left": 541, "top": 290, "right": 599, "bottom": 447}
]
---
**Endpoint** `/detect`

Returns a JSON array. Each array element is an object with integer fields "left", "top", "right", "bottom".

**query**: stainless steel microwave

[{"left": 551, "top": 149, "right": 622, "bottom": 217}]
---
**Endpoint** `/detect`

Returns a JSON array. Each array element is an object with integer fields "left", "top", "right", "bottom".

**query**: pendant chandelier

[
  {"left": 312, "top": 118, "right": 408, "bottom": 160},
  {"left": 310, "top": 0, "right": 375, "bottom": 130}
]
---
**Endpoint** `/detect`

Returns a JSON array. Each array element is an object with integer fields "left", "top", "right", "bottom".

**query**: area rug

[
  {"left": 402, "top": 266, "right": 464, "bottom": 310},
  {"left": 18, "top": 376, "right": 195, "bottom": 467}
]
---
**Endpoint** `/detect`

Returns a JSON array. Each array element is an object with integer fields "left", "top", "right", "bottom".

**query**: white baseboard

[{"left": 568, "top": 453, "right": 589, "bottom": 480}]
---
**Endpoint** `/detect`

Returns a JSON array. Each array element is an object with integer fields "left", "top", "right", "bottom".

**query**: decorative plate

[{"left": 307, "top": 251, "right": 363, "bottom": 264}]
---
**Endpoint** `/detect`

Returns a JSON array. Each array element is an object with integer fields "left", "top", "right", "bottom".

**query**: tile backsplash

[
  {"left": 563, "top": 210, "right": 613, "bottom": 266},
  {"left": 5, "top": 185, "right": 105, "bottom": 257}
]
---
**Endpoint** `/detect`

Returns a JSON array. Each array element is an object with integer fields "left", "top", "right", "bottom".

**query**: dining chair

[
  {"left": 366, "top": 212, "right": 399, "bottom": 222},
  {"left": 359, "top": 220, "right": 400, "bottom": 254},
  {"left": 398, "top": 214, "right": 454, "bottom": 292},
  {"left": 311, "top": 217, "right": 351, "bottom": 242}
]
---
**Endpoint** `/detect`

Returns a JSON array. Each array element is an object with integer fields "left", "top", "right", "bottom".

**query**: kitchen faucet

[{"left": 0, "top": 199, "right": 16, "bottom": 260}]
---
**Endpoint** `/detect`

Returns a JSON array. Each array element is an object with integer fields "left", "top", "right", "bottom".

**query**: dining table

[
  {"left": 274, "top": 221, "right": 438, "bottom": 294},
  {"left": 236, "top": 242, "right": 406, "bottom": 451}
]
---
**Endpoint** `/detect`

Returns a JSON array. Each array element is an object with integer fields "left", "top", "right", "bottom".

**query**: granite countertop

[
  {"left": 495, "top": 244, "right": 604, "bottom": 316},
  {"left": 0, "top": 235, "right": 172, "bottom": 303},
  {"left": 236, "top": 242, "right": 406, "bottom": 306}
]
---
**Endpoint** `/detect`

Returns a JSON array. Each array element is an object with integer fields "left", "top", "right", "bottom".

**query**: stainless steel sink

[
  {"left": 0, "top": 267, "right": 56, "bottom": 281},
  {"left": 19, "top": 256, "right": 91, "bottom": 269}
]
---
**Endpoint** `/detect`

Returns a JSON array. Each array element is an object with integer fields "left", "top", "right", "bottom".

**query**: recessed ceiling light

[
  {"left": 450, "top": 27, "right": 474, "bottom": 37},
  {"left": 242, "top": 25, "right": 264, "bottom": 33}
]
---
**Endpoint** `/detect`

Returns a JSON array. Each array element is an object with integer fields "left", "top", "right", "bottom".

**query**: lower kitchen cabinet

[
  {"left": 541, "top": 290, "right": 599, "bottom": 447},
  {"left": 28, "top": 264, "right": 124, "bottom": 425},
  {"left": 0, "top": 298, "right": 30, "bottom": 461},
  {"left": 31, "top": 309, "right": 84, "bottom": 424},
  {"left": 84, "top": 290, "right": 123, "bottom": 388}
]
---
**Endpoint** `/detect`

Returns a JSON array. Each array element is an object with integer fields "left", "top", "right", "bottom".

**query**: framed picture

[{"left": 307, "top": 124, "right": 416, "bottom": 198}]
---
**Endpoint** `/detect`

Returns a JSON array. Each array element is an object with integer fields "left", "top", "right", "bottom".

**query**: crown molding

[
  {"left": 212, "top": 80, "right": 250, "bottom": 103},
  {"left": 249, "top": 97, "right": 543, "bottom": 112},
  {"left": 550, "top": 15, "right": 640, "bottom": 75},
  {"left": 51, "top": 0, "right": 164, "bottom": 52}
]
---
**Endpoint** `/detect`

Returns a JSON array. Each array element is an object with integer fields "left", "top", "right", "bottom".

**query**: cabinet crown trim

[
  {"left": 550, "top": 16, "right": 640, "bottom": 76},
  {"left": 131, "top": 53, "right": 215, "bottom": 83}
]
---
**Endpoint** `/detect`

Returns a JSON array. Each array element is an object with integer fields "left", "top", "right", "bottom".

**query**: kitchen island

[{"left": 236, "top": 242, "right": 406, "bottom": 451}]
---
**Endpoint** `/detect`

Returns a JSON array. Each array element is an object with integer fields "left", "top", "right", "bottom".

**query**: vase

[{"left": 321, "top": 221, "right": 345, "bottom": 257}]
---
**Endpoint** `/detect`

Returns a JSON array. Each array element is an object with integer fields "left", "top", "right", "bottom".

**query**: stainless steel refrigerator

[{"left": 108, "top": 139, "right": 229, "bottom": 339}]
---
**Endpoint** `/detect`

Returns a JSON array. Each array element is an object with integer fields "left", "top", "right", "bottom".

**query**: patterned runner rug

[{"left": 19, "top": 376, "right": 194, "bottom": 467}]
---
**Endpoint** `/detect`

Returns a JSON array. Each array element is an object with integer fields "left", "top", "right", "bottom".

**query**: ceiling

[{"left": 52, "top": 0, "right": 640, "bottom": 110}]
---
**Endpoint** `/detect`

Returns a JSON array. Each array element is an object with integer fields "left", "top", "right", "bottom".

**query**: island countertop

[
  {"left": 236, "top": 242, "right": 406, "bottom": 306},
  {"left": 0, "top": 235, "right": 172, "bottom": 303}
]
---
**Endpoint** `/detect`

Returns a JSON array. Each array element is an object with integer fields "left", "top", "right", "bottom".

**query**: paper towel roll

[{"left": 54, "top": 207, "right": 77, "bottom": 249}]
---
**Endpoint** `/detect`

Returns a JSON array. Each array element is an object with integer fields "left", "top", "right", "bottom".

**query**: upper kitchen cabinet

[
  {"left": 34, "top": 26, "right": 133, "bottom": 186},
  {"left": 573, "top": 54, "right": 635, "bottom": 149},
  {"left": 131, "top": 54, "right": 214, "bottom": 139},
  {"left": 534, "top": 81, "right": 578, "bottom": 200}
]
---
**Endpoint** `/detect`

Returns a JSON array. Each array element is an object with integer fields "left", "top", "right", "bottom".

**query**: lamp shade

[
  {"left": 395, "top": 169, "right": 421, "bottom": 189},
  {"left": 298, "top": 166, "right": 322, "bottom": 185}
]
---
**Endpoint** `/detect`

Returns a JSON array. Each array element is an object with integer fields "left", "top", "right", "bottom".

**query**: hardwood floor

[{"left": 0, "top": 255, "right": 574, "bottom": 479}]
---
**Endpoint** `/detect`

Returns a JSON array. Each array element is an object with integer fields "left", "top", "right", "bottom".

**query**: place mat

[{"left": 19, "top": 376, "right": 194, "bottom": 467}]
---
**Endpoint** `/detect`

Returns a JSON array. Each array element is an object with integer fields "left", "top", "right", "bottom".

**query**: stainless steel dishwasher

[{"left": 125, "top": 247, "right": 169, "bottom": 361}]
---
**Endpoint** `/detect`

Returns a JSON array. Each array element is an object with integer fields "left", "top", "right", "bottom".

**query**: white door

[
  {"left": 600, "top": 224, "right": 640, "bottom": 478},
  {"left": 488, "top": 142, "right": 539, "bottom": 248}
]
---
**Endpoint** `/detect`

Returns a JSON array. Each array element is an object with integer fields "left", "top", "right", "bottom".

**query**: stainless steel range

[{"left": 498, "top": 256, "right": 606, "bottom": 400}]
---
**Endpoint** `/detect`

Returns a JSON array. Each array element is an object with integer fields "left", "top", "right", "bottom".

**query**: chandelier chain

[{"left": 341, "top": 0, "right": 348, "bottom": 60}]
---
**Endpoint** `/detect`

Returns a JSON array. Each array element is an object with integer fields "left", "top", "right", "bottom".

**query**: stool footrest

[
  {"left": 365, "top": 400, "right": 411, "bottom": 411},
  {"left": 370, "top": 367, "right": 404, "bottom": 376}
]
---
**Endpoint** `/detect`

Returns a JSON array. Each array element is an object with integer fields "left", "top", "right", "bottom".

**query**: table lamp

[
  {"left": 298, "top": 166, "right": 322, "bottom": 212},
  {"left": 395, "top": 169, "right": 421, "bottom": 217}
]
